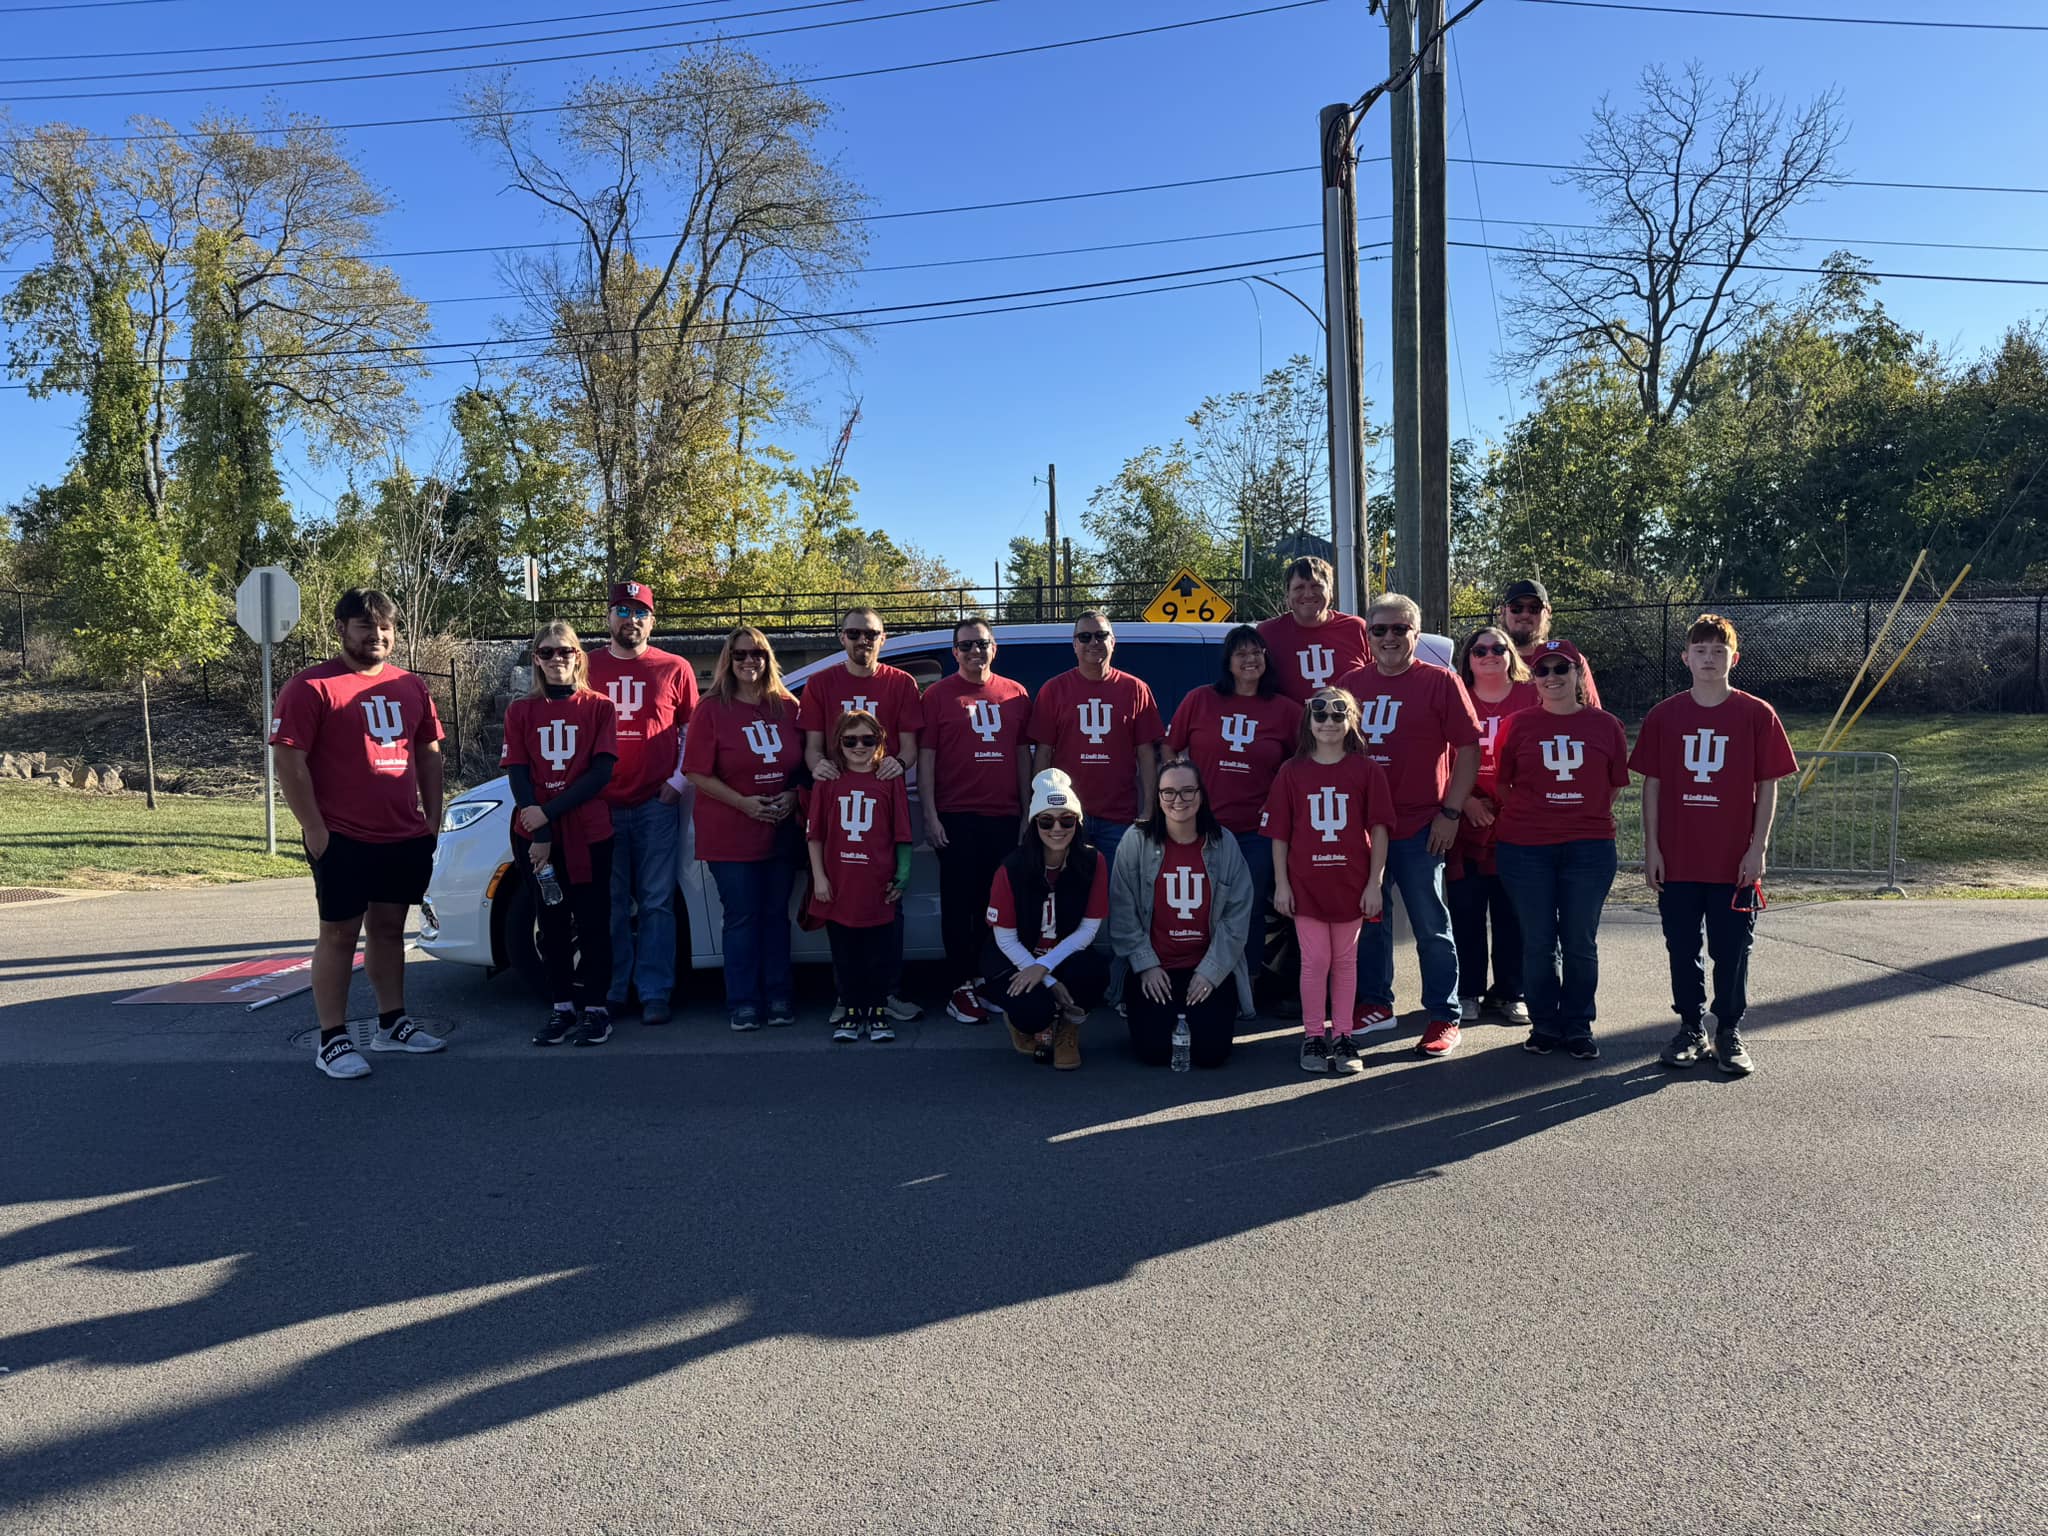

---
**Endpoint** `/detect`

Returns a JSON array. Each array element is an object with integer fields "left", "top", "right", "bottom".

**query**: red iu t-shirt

[
  {"left": 806, "top": 772, "right": 913, "bottom": 929},
  {"left": 585, "top": 646, "right": 697, "bottom": 809},
  {"left": 1028, "top": 667, "right": 1165, "bottom": 825},
  {"left": 680, "top": 694, "right": 805, "bottom": 862},
  {"left": 1329, "top": 661, "right": 1484, "bottom": 839},
  {"left": 1494, "top": 708, "right": 1632, "bottom": 845},
  {"left": 1257, "top": 612, "right": 1373, "bottom": 702},
  {"left": 1260, "top": 753, "right": 1396, "bottom": 923},
  {"left": 1150, "top": 837, "right": 1213, "bottom": 971},
  {"left": 1471, "top": 680, "right": 1541, "bottom": 800},
  {"left": 1166, "top": 687, "right": 1303, "bottom": 834},
  {"left": 501, "top": 690, "right": 620, "bottom": 863},
  {"left": 985, "top": 860, "right": 1111, "bottom": 955},
  {"left": 795, "top": 661, "right": 926, "bottom": 759},
  {"left": 922, "top": 671, "right": 1032, "bottom": 816},
  {"left": 1628, "top": 689, "right": 1798, "bottom": 884},
  {"left": 270, "top": 659, "right": 445, "bottom": 843}
]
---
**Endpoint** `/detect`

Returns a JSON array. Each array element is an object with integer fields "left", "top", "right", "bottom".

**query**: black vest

[{"left": 1000, "top": 840, "right": 1100, "bottom": 952}]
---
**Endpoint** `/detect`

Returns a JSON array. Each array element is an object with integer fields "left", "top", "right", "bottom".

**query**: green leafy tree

[{"left": 1083, "top": 444, "right": 1232, "bottom": 594}]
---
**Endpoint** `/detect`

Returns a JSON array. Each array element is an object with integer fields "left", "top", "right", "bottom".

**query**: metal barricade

[{"left": 1614, "top": 749, "right": 1904, "bottom": 893}]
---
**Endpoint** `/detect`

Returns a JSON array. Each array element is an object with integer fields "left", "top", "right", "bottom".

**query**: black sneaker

[
  {"left": 571, "top": 1011, "right": 613, "bottom": 1048},
  {"left": 1522, "top": 1032, "right": 1562, "bottom": 1055},
  {"left": 1566, "top": 1035, "right": 1600, "bottom": 1060},
  {"left": 1299, "top": 1035, "right": 1330, "bottom": 1074},
  {"left": 1660, "top": 1017, "right": 1708, "bottom": 1069},
  {"left": 1328, "top": 1033, "right": 1365, "bottom": 1076},
  {"left": 533, "top": 1009, "right": 577, "bottom": 1047},
  {"left": 1715, "top": 1028, "right": 1755, "bottom": 1076}
]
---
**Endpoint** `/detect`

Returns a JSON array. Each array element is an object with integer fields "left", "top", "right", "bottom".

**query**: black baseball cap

[{"left": 1501, "top": 579, "right": 1550, "bottom": 608}]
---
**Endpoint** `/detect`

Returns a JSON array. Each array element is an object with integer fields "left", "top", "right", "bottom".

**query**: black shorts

[{"left": 307, "top": 831, "right": 435, "bottom": 923}]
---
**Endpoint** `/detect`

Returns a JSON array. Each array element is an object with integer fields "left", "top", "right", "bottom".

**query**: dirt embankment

[{"left": 0, "top": 678, "right": 269, "bottom": 796}]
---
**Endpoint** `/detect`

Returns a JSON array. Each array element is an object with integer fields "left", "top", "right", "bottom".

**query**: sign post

[
  {"left": 236, "top": 566, "right": 302, "bottom": 856},
  {"left": 1142, "top": 569, "right": 1235, "bottom": 626}
]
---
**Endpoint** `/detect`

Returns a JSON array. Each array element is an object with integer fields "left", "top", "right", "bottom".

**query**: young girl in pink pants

[{"left": 1261, "top": 686, "right": 1394, "bottom": 1075}]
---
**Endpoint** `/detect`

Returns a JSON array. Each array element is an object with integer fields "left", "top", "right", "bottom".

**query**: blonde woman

[
  {"left": 1449, "top": 625, "right": 1539, "bottom": 1025},
  {"left": 681, "top": 627, "right": 805, "bottom": 1032},
  {"left": 503, "top": 622, "right": 621, "bottom": 1047}
]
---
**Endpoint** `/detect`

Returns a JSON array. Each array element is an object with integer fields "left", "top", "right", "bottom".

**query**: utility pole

[
  {"left": 1062, "top": 537, "right": 1074, "bottom": 620},
  {"left": 1319, "top": 103, "right": 1368, "bottom": 615},
  {"left": 1415, "top": 0, "right": 1452, "bottom": 633},
  {"left": 1038, "top": 463, "right": 1059, "bottom": 597},
  {"left": 1386, "top": 0, "right": 1420, "bottom": 602}
]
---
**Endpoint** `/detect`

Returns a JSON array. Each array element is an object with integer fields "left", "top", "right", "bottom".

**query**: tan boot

[
  {"left": 1052, "top": 1015, "right": 1082, "bottom": 1071},
  {"left": 1007, "top": 1022, "right": 1038, "bottom": 1057}
]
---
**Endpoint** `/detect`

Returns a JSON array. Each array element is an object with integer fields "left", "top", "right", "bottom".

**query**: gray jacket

[{"left": 1108, "top": 826, "right": 1255, "bottom": 1002}]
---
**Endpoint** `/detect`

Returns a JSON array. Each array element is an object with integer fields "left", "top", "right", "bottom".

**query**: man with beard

[
  {"left": 272, "top": 589, "right": 448, "bottom": 1080},
  {"left": 1258, "top": 555, "right": 1373, "bottom": 703},
  {"left": 1497, "top": 579, "right": 1602, "bottom": 709}
]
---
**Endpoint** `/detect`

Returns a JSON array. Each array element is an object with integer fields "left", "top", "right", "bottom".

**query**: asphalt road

[{"left": 1, "top": 882, "right": 2042, "bottom": 1535}]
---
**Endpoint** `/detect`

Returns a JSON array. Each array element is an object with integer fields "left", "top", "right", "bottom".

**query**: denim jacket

[{"left": 1108, "top": 827, "right": 1255, "bottom": 1005}]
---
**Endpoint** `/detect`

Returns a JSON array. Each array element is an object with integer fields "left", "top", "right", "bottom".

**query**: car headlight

[{"left": 440, "top": 798, "right": 502, "bottom": 834}]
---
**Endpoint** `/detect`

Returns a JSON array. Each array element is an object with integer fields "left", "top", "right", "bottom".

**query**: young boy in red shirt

[{"left": 1628, "top": 614, "right": 1797, "bottom": 1076}]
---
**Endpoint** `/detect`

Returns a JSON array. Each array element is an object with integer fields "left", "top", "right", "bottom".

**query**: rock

[
  {"left": 0, "top": 752, "right": 17, "bottom": 779},
  {"left": 93, "top": 763, "right": 128, "bottom": 793},
  {"left": 66, "top": 759, "right": 91, "bottom": 789},
  {"left": 22, "top": 751, "right": 45, "bottom": 777}
]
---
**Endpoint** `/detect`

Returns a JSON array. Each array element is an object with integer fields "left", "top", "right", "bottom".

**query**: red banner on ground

[{"left": 117, "top": 952, "right": 361, "bottom": 1010}]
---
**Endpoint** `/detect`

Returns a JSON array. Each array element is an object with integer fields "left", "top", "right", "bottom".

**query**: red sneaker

[
  {"left": 1418, "top": 1020, "right": 1461, "bottom": 1057},
  {"left": 946, "top": 984, "right": 989, "bottom": 1024},
  {"left": 1353, "top": 1004, "right": 1397, "bottom": 1034}
]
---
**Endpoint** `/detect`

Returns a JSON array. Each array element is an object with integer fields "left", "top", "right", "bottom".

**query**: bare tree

[
  {"left": 1504, "top": 64, "right": 1845, "bottom": 425},
  {"left": 463, "top": 44, "right": 866, "bottom": 581}
]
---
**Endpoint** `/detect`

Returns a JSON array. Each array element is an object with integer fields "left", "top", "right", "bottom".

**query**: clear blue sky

[{"left": 5, "top": 0, "right": 2046, "bottom": 589}]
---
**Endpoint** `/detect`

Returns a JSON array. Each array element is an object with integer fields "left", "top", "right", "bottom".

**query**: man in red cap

[
  {"left": 1498, "top": 579, "right": 1602, "bottom": 709},
  {"left": 585, "top": 579, "right": 698, "bottom": 1025}
]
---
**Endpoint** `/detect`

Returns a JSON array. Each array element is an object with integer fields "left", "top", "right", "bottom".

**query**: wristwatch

[{"left": 1438, "top": 803, "right": 1462, "bottom": 819}]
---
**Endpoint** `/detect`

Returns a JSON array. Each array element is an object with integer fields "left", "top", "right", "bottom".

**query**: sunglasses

[
  {"left": 840, "top": 734, "right": 878, "bottom": 749},
  {"left": 731, "top": 648, "right": 767, "bottom": 663},
  {"left": 1369, "top": 622, "right": 1413, "bottom": 637},
  {"left": 954, "top": 637, "right": 993, "bottom": 651},
  {"left": 1159, "top": 786, "right": 1201, "bottom": 803},
  {"left": 1533, "top": 662, "right": 1575, "bottom": 678},
  {"left": 1035, "top": 814, "right": 1080, "bottom": 830},
  {"left": 1308, "top": 701, "right": 1351, "bottom": 721},
  {"left": 1506, "top": 601, "right": 1546, "bottom": 616},
  {"left": 534, "top": 646, "right": 577, "bottom": 661},
  {"left": 1469, "top": 643, "right": 1508, "bottom": 657},
  {"left": 612, "top": 606, "right": 650, "bottom": 620},
  {"left": 842, "top": 627, "right": 880, "bottom": 641},
  {"left": 1732, "top": 881, "right": 1767, "bottom": 913},
  {"left": 1073, "top": 631, "right": 1111, "bottom": 645}
]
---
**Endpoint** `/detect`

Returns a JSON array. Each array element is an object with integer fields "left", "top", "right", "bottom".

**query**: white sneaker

[
  {"left": 315, "top": 1035, "right": 372, "bottom": 1079},
  {"left": 869, "top": 1019, "right": 897, "bottom": 1043},
  {"left": 883, "top": 995, "right": 924, "bottom": 1022},
  {"left": 1458, "top": 997, "right": 1480, "bottom": 1023},
  {"left": 829, "top": 1001, "right": 849, "bottom": 1027},
  {"left": 1500, "top": 999, "right": 1532, "bottom": 1026},
  {"left": 370, "top": 1016, "right": 446, "bottom": 1053}
]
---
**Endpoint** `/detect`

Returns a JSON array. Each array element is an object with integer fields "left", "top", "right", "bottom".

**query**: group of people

[{"left": 271, "top": 559, "right": 1796, "bottom": 1087}]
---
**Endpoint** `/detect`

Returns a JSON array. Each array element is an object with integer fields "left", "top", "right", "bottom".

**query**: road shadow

[{"left": 0, "top": 1034, "right": 1677, "bottom": 1511}]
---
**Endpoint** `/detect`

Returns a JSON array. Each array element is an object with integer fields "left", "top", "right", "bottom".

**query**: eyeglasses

[
  {"left": 1533, "top": 662, "right": 1575, "bottom": 678},
  {"left": 842, "top": 627, "right": 880, "bottom": 642},
  {"left": 1307, "top": 701, "right": 1351, "bottom": 721},
  {"left": 1035, "top": 814, "right": 1080, "bottom": 830},
  {"left": 1369, "top": 622, "right": 1413, "bottom": 637},
  {"left": 1073, "top": 631, "right": 1111, "bottom": 646},
  {"left": 840, "top": 734, "right": 878, "bottom": 749},
  {"left": 1506, "top": 601, "right": 1546, "bottom": 616},
  {"left": 612, "top": 606, "right": 650, "bottom": 620},
  {"left": 731, "top": 648, "right": 767, "bottom": 663},
  {"left": 1469, "top": 643, "right": 1508, "bottom": 657},
  {"left": 954, "top": 637, "right": 992, "bottom": 651},
  {"left": 534, "top": 646, "right": 577, "bottom": 661},
  {"left": 1158, "top": 786, "right": 1201, "bottom": 803}
]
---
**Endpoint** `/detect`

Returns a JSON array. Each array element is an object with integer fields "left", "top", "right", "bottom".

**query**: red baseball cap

[
  {"left": 608, "top": 580, "right": 656, "bottom": 612},
  {"left": 1529, "top": 638, "right": 1585, "bottom": 668}
]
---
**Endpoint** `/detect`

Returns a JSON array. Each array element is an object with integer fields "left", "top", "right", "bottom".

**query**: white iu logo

[
  {"left": 1540, "top": 735, "right": 1585, "bottom": 781},
  {"left": 1297, "top": 645, "right": 1336, "bottom": 688},
  {"left": 1478, "top": 714, "right": 1501, "bottom": 754},
  {"left": 1359, "top": 695, "right": 1401, "bottom": 744},
  {"left": 361, "top": 695, "right": 405, "bottom": 746},
  {"left": 607, "top": 677, "right": 645, "bottom": 721},
  {"left": 1683, "top": 728, "right": 1728, "bottom": 783},
  {"left": 1077, "top": 697, "right": 1113, "bottom": 744},
  {"left": 1164, "top": 864, "right": 1206, "bottom": 920},
  {"left": 538, "top": 719, "right": 579, "bottom": 773},
  {"left": 1307, "top": 786, "right": 1349, "bottom": 844},
  {"left": 741, "top": 720, "right": 783, "bottom": 762},
  {"left": 1220, "top": 713, "right": 1257, "bottom": 753},
  {"left": 839, "top": 788, "right": 875, "bottom": 843},
  {"left": 847, "top": 694, "right": 877, "bottom": 717},
  {"left": 1040, "top": 892, "right": 1057, "bottom": 934},
  {"left": 967, "top": 699, "right": 1004, "bottom": 742}
]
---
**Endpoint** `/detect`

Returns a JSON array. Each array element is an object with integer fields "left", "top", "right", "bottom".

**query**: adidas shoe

[
  {"left": 315, "top": 1034, "right": 372, "bottom": 1079},
  {"left": 1354, "top": 1004, "right": 1397, "bottom": 1035},
  {"left": 370, "top": 1015, "right": 446, "bottom": 1053}
]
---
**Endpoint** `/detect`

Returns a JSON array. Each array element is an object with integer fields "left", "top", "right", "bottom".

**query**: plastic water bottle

[
  {"left": 1171, "top": 1011, "right": 1191, "bottom": 1073},
  {"left": 536, "top": 862, "right": 564, "bottom": 907}
]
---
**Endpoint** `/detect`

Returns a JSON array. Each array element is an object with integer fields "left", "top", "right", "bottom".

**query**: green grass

[{"left": 0, "top": 781, "right": 309, "bottom": 889}]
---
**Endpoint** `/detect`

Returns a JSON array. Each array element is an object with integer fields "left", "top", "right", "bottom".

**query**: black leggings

[
  {"left": 977, "top": 942, "right": 1110, "bottom": 1034},
  {"left": 939, "top": 812, "right": 1019, "bottom": 982},
  {"left": 517, "top": 835, "right": 614, "bottom": 1010},
  {"left": 1126, "top": 966, "right": 1237, "bottom": 1068},
  {"left": 828, "top": 919, "right": 899, "bottom": 1013}
]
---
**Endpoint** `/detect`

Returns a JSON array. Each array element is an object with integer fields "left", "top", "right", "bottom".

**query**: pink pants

[{"left": 1297, "top": 915, "right": 1365, "bottom": 1036}]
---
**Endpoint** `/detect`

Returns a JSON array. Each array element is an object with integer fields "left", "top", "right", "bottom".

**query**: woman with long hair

[
  {"left": 1449, "top": 625, "right": 1539, "bottom": 1026},
  {"left": 978, "top": 769, "right": 1110, "bottom": 1069},
  {"left": 1109, "top": 757, "right": 1255, "bottom": 1068},
  {"left": 806, "top": 708, "right": 913, "bottom": 1043},
  {"left": 504, "top": 621, "right": 620, "bottom": 1047},
  {"left": 681, "top": 626, "right": 805, "bottom": 1031}
]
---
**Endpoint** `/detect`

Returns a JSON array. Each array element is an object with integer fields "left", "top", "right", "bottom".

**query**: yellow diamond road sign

[{"left": 1143, "top": 569, "right": 1234, "bottom": 625}]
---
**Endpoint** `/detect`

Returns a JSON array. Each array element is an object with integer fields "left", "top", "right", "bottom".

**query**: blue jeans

[
  {"left": 1232, "top": 828, "right": 1274, "bottom": 981},
  {"left": 708, "top": 858, "right": 795, "bottom": 1020},
  {"left": 608, "top": 797, "right": 680, "bottom": 1007},
  {"left": 1356, "top": 826, "right": 1459, "bottom": 1021},
  {"left": 1085, "top": 816, "right": 1129, "bottom": 867},
  {"left": 1495, "top": 839, "right": 1618, "bottom": 1042}
]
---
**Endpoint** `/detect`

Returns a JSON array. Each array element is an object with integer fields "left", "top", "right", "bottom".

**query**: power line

[
  {"left": 1451, "top": 238, "right": 2048, "bottom": 287},
  {"left": 1515, "top": 0, "right": 2048, "bottom": 32},
  {"left": 0, "top": 0, "right": 183, "bottom": 11},
  {"left": 0, "top": 0, "right": 1003, "bottom": 102},
  {"left": 51, "top": 1, "right": 1331, "bottom": 140},
  {"left": 1457, "top": 155, "right": 2048, "bottom": 197}
]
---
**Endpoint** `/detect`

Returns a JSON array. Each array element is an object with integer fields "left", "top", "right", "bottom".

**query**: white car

[{"left": 419, "top": 621, "right": 1451, "bottom": 995}]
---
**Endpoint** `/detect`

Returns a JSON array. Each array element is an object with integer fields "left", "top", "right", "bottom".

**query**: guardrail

[{"left": 1615, "top": 749, "right": 1905, "bottom": 893}]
